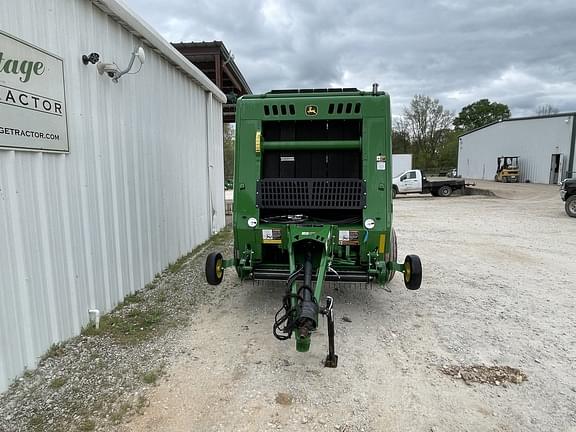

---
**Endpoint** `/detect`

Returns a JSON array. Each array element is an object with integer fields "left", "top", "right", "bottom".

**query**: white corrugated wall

[
  {"left": 0, "top": 0, "right": 225, "bottom": 391},
  {"left": 457, "top": 115, "right": 574, "bottom": 183}
]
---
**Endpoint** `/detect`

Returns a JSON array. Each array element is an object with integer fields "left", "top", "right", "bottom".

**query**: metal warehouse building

[
  {"left": 457, "top": 113, "right": 576, "bottom": 184},
  {"left": 0, "top": 0, "right": 227, "bottom": 391}
]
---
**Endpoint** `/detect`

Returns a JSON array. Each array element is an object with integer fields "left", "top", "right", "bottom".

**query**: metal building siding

[
  {"left": 0, "top": 0, "right": 225, "bottom": 391},
  {"left": 208, "top": 94, "right": 226, "bottom": 233},
  {"left": 458, "top": 116, "right": 574, "bottom": 183}
]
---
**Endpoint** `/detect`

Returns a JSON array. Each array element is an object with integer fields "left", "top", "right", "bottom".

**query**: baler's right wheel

[
  {"left": 205, "top": 252, "right": 224, "bottom": 285},
  {"left": 403, "top": 254, "right": 422, "bottom": 290}
]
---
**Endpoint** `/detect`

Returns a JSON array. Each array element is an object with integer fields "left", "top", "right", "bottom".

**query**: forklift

[{"left": 495, "top": 156, "right": 520, "bottom": 183}]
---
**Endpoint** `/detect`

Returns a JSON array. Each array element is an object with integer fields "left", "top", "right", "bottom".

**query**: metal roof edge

[
  {"left": 91, "top": 0, "right": 227, "bottom": 103},
  {"left": 501, "top": 111, "right": 576, "bottom": 122},
  {"left": 171, "top": 41, "right": 252, "bottom": 95},
  {"left": 457, "top": 120, "right": 502, "bottom": 138},
  {"left": 218, "top": 43, "right": 252, "bottom": 94},
  {"left": 241, "top": 89, "right": 387, "bottom": 99},
  {"left": 458, "top": 111, "right": 576, "bottom": 138}
]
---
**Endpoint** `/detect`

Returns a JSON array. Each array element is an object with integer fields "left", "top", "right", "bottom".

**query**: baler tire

[
  {"left": 206, "top": 252, "right": 224, "bottom": 285},
  {"left": 438, "top": 185, "right": 452, "bottom": 197},
  {"left": 385, "top": 228, "right": 398, "bottom": 282},
  {"left": 403, "top": 254, "right": 422, "bottom": 290}
]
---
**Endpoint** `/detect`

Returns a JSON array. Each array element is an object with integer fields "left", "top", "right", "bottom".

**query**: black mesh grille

[{"left": 256, "top": 179, "right": 366, "bottom": 209}]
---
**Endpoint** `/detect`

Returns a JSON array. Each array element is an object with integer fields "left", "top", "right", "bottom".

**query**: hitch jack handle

[{"left": 322, "top": 296, "right": 338, "bottom": 368}]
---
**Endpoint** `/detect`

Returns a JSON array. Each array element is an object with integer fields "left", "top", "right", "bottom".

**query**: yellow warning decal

[
  {"left": 262, "top": 228, "right": 281, "bottom": 244},
  {"left": 338, "top": 230, "right": 360, "bottom": 245},
  {"left": 263, "top": 239, "right": 282, "bottom": 244}
]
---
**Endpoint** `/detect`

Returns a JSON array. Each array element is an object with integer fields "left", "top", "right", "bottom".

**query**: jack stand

[{"left": 322, "top": 296, "right": 338, "bottom": 368}]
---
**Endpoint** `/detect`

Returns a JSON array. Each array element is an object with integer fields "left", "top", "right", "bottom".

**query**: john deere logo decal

[{"left": 305, "top": 105, "right": 318, "bottom": 116}]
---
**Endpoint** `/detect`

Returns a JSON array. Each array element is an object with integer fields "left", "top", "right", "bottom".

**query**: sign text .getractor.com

[{"left": 0, "top": 126, "right": 59, "bottom": 141}]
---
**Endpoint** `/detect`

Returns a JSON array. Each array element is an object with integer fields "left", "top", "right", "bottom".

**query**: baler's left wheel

[
  {"left": 403, "top": 254, "right": 422, "bottom": 290},
  {"left": 205, "top": 252, "right": 224, "bottom": 285}
]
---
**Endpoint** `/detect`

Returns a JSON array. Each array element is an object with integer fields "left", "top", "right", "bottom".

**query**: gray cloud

[{"left": 124, "top": 0, "right": 576, "bottom": 117}]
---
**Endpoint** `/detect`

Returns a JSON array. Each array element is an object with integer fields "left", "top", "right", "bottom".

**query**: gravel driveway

[
  {"left": 123, "top": 181, "right": 576, "bottom": 432},
  {"left": 1, "top": 181, "right": 574, "bottom": 432}
]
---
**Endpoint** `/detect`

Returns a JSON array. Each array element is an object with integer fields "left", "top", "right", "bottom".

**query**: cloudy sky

[{"left": 124, "top": 0, "right": 576, "bottom": 118}]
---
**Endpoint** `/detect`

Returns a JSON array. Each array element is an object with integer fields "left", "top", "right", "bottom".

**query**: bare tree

[
  {"left": 392, "top": 118, "right": 412, "bottom": 154},
  {"left": 402, "top": 95, "right": 454, "bottom": 163},
  {"left": 536, "top": 104, "right": 559, "bottom": 116}
]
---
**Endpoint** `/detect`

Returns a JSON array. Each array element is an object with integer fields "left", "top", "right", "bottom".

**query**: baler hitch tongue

[{"left": 272, "top": 229, "right": 339, "bottom": 367}]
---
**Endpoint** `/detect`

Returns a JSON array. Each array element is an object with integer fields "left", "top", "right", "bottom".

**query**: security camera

[
  {"left": 94, "top": 47, "right": 145, "bottom": 83},
  {"left": 96, "top": 62, "right": 120, "bottom": 78}
]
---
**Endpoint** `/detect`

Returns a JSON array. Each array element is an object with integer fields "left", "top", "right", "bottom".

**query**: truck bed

[{"left": 426, "top": 177, "right": 466, "bottom": 186}]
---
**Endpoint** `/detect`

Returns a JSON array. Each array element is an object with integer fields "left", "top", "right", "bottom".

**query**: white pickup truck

[{"left": 392, "top": 169, "right": 465, "bottom": 198}]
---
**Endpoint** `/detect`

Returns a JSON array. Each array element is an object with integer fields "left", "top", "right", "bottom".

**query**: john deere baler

[{"left": 206, "top": 87, "right": 422, "bottom": 367}]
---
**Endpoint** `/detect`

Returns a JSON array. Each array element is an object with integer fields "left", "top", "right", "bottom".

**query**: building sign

[{"left": 0, "top": 30, "right": 68, "bottom": 152}]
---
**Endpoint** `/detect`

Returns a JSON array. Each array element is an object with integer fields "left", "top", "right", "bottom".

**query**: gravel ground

[
  {"left": 1, "top": 181, "right": 575, "bottom": 431},
  {"left": 0, "top": 233, "right": 231, "bottom": 432}
]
